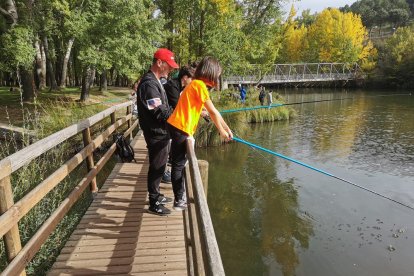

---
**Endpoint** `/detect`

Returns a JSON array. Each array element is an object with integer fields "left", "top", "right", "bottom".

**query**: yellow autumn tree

[
  {"left": 305, "top": 8, "right": 376, "bottom": 68},
  {"left": 279, "top": 5, "right": 308, "bottom": 63}
]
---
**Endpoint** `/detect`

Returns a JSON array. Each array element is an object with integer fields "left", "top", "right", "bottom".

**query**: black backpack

[{"left": 114, "top": 133, "right": 136, "bottom": 162}]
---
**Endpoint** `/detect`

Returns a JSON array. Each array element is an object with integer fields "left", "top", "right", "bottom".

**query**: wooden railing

[
  {"left": 184, "top": 139, "right": 225, "bottom": 276},
  {"left": 0, "top": 101, "right": 137, "bottom": 275}
]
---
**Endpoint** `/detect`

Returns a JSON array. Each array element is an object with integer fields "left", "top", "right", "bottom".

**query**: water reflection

[
  {"left": 198, "top": 140, "right": 313, "bottom": 275},
  {"left": 197, "top": 90, "right": 414, "bottom": 275}
]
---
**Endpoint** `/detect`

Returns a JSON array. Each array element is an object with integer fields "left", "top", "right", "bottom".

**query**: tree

[
  {"left": 77, "top": 0, "right": 165, "bottom": 101},
  {"left": 278, "top": 5, "right": 308, "bottom": 63},
  {"left": 0, "top": 0, "right": 37, "bottom": 101},
  {"left": 304, "top": 8, "right": 376, "bottom": 67},
  {"left": 380, "top": 26, "right": 414, "bottom": 87},
  {"left": 296, "top": 9, "right": 316, "bottom": 27}
]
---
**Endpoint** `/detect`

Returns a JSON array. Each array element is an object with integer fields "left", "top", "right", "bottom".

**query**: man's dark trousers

[{"left": 144, "top": 135, "right": 170, "bottom": 204}]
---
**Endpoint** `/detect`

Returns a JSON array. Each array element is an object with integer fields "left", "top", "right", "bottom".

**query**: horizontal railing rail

[{"left": 0, "top": 101, "right": 137, "bottom": 275}]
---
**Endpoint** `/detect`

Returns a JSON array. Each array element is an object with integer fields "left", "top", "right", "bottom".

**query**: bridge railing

[
  {"left": 0, "top": 101, "right": 137, "bottom": 275},
  {"left": 184, "top": 139, "right": 225, "bottom": 276},
  {"left": 224, "top": 62, "right": 361, "bottom": 85}
]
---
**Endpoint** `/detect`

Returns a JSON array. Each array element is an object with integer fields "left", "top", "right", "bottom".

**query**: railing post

[
  {"left": 82, "top": 127, "right": 98, "bottom": 193},
  {"left": 126, "top": 105, "right": 132, "bottom": 140},
  {"left": 0, "top": 162, "right": 26, "bottom": 276},
  {"left": 110, "top": 112, "right": 116, "bottom": 125},
  {"left": 198, "top": 160, "right": 209, "bottom": 199}
]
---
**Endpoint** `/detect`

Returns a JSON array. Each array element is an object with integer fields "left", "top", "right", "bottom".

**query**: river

[{"left": 196, "top": 89, "right": 414, "bottom": 276}]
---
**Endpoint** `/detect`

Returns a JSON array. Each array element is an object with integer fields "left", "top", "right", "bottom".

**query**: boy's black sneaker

[
  {"left": 158, "top": 194, "right": 173, "bottom": 205},
  {"left": 173, "top": 199, "right": 187, "bottom": 211},
  {"left": 148, "top": 202, "right": 171, "bottom": 216}
]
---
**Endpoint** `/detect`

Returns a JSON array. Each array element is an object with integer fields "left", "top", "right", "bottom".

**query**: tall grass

[
  {"left": 194, "top": 88, "right": 296, "bottom": 147},
  {"left": 0, "top": 100, "right": 120, "bottom": 275}
]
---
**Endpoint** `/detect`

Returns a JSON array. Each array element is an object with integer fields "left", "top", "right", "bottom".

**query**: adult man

[{"left": 136, "top": 48, "right": 179, "bottom": 215}]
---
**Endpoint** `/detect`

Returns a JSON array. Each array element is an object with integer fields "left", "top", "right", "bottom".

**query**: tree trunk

[
  {"left": 34, "top": 38, "right": 46, "bottom": 90},
  {"left": 167, "top": 0, "right": 174, "bottom": 50},
  {"left": 42, "top": 35, "right": 58, "bottom": 91},
  {"left": 198, "top": 8, "right": 205, "bottom": 56},
  {"left": 88, "top": 67, "right": 96, "bottom": 88},
  {"left": 60, "top": 38, "right": 74, "bottom": 88},
  {"left": 80, "top": 67, "right": 91, "bottom": 101},
  {"left": 99, "top": 70, "right": 107, "bottom": 92},
  {"left": 19, "top": 67, "right": 36, "bottom": 102},
  {"left": 0, "top": 0, "right": 18, "bottom": 28}
]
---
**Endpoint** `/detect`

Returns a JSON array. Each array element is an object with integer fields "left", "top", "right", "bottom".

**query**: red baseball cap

[{"left": 154, "top": 48, "right": 179, "bottom": 69}]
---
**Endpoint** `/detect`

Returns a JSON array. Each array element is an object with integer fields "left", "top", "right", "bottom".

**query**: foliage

[
  {"left": 154, "top": 0, "right": 284, "bottom": 76},
  {"left": 0, "top": 26, "right": 36, "bottom": 71},
  {"left": 278, "top": 8, "right": 377, "bottom": 69},
  {"left": 378, "top": 25, "right": 414, "bottom": 87},
  {"left": 348, "top": 0, "right": 411, "bottom": 31}
]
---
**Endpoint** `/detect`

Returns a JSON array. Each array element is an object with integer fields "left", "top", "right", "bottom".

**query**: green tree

[
  {"left": 380, "top": 26, "right": 414, "bottom": 87},
  {"left": 0, "top": 0, "right": 37, "bottom": 101}
]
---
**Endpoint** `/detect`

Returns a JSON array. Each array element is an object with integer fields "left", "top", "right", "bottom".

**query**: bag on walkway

[{"left": 114, "top": 133, "right": 136, "bottom": 162}]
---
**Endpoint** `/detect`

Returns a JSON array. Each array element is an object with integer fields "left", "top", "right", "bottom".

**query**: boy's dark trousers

[
  {"left": 143, "top": 135, "right": 170, "bottom": 205},
  {"left": 167, "top": 124, "right": 187, "bottom": 202}
]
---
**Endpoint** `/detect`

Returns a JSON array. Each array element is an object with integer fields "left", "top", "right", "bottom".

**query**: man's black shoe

[{"left": 148, "top": 202, "right": 171, "bottom": 216}]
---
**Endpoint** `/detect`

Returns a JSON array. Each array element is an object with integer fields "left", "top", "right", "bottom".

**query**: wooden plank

[
  {"left": 48, "top": 263, "right": 187, "bottom": 276},
  {"left": 0, "top": 101, "right": 132, "bottom": 179},
  {"left": 48, "top": 270, "right": 187, "bottom": 276},
  {"left": 60, "top": 240, "right": 185, "bottom": 254},
  {"left": 56, "top": 247, "right": 186, "bottom": 262},
  {"left": 63, "top": 235, "right": 185, "bottom": 247}
]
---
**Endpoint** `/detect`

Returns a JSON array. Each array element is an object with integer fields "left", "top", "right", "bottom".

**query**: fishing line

[
  {"left": 231, "top": 134, "right": 414, "bottom": 211},
  {"left": 220, "top": 93, "right": 412, "bottom": 114},
  {"left": 232, "top": 130, "right": 274, "bottom": 166}
]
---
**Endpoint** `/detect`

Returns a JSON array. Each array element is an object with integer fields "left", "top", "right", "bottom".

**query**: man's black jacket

[{"left": 137, "top": 71, "right": 172, "bottom": 140}]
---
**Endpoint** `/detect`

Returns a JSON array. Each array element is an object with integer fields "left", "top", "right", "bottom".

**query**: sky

[{"left": 281, "top": 0, "right": 357, "bottom": 16}]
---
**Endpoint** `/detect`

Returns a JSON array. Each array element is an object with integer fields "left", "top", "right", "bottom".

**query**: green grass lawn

[{"left": 0, "top": 86, "right": 132, "bottom": 125}]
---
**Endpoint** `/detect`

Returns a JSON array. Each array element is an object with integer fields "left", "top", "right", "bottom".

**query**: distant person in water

[{"left": 267, "top": 89, "right": 273, "bottom": 107}]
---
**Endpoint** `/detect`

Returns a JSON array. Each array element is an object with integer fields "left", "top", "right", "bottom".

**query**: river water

[{"left": 196, "top": 89, "right": 414, "bottom": 276}]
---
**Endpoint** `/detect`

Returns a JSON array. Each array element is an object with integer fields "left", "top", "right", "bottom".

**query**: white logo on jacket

[{"left": 146, "top": 98, "right": 162, "bottom": 110}]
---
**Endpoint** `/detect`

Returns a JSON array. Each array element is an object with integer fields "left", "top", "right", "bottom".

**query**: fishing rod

[
  {"left": 220, "top": 93, "right": 412, "bottom": 114},
  {"left": 232, "top": 135, "right": 414, "bottom": 211}
]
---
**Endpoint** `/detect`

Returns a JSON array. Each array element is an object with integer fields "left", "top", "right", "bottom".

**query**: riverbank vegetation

[{"left": 195, "top": 89, "right": 295, "bottom": 147}]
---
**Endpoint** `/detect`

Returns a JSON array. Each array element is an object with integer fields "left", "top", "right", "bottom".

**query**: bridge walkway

[{"left": 47, "top": 134, "right": 188, "bottom": 276}]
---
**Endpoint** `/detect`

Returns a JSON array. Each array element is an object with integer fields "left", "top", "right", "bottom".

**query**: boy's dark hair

[
  {"left": 194, "top": 57, "right": 221, "bottom": 86},
  {"left": 178, "top": 62, "right": 197, "bottom": 80}
]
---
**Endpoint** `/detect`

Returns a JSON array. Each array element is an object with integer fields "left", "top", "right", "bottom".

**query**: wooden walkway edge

[{"left": 47, "top": 134, "right": 188, "bottom": 276}]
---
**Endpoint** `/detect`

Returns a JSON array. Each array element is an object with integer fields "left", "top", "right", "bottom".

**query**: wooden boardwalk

[{"left": 48, "top": 134, "right": 188, "bottom": 276}]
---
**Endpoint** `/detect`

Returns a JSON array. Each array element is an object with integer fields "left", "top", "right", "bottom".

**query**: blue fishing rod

[
  {"left": 220, "top": 93, "right": 412, "bottom": 114},
  {"left": 232, "top": 135, "right": 414, "bottom": 211}
]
